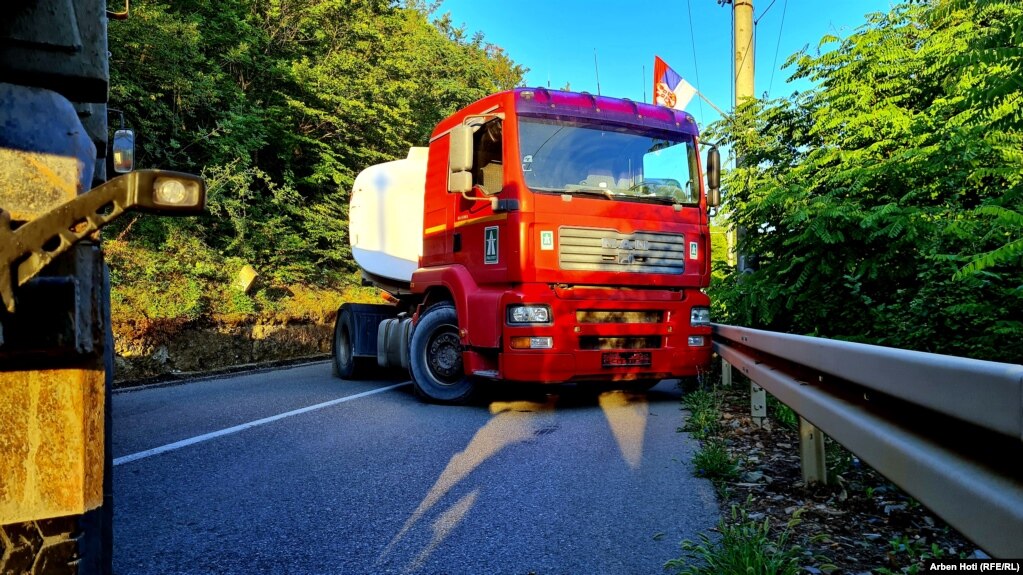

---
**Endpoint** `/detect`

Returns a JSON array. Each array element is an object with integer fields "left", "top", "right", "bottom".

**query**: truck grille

[
  {"left": 559, "top": 227, "right": 685, "bottom": 274},
  {"left": 579, "top": 336, "right": 662, "bottom": 350},
  {"left": 576, "top": 310, "right": 662, "bottom": 324}
]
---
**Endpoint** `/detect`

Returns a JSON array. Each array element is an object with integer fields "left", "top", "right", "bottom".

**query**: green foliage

[
  {"left": 107, "top": 234, "right": 220, "bottom": 320},
  {"left": 105, "top": 0, "right": 525, "bottom": 318},
  {"left": 825, "top": 438, "right": 855, "bottom": 485},
  {"left": 664, "top": 503, "right": 822, "bottom": 575},
  {"left": 875, "top": 535, "right": 950, "bottom": 575},
  {"left": 681, "top": 389, "right": 722, "bottom": 440},
  {"left": 708, "top": 0, "right": 1023, "bottom": 362},
  {"left": 767, "top": 396, "right": 798, "bottom": 430},
  {"left": 709, "top": 225, "right": 731, "bottom": 267},
  {"left": 106, "top": 236, "right": 376, "bottom": 324},
  {"left": 692, "top": 439, "right": 739, "bottom": 482},
  {"left": 709, "top": 224, "right": 732, "bottom": 294}
]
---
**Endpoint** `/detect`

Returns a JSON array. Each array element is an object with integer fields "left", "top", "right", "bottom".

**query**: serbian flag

[{"left": 653, "top": 56, "right": 697, "bottom": 110}]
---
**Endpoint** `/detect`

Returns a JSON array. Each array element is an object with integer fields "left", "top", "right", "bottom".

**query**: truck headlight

[
  {"left": 690, "top": 307, "right": 710, "bottom": 326},
  {"left": 507, "top": 304, "right": 552, "bottom": 324}
]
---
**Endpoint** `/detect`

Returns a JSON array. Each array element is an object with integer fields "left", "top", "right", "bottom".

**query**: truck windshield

[{"left": 517, "top": 116, "right": 700, "bottom": 205}]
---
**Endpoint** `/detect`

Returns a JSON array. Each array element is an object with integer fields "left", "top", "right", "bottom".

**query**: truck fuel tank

[{"left": 349, "top": 147, "right": 427, "bottom": 285}]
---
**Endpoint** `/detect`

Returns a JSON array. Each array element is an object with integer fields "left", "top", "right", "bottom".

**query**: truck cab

[{"left": 339, "top": 88, "right": 720, "bottom": 403}]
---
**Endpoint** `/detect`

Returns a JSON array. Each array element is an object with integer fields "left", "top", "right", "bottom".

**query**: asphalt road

[{"left": 112, "top": 362, "right": 718, "bottom": 574}]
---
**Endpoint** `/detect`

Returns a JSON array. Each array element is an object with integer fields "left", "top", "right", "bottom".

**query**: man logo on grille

[{"left": 602, "top": 238, "right": 649, "bottom": 251}]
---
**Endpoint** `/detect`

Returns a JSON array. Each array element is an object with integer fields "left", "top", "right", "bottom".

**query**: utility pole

[
  {"left": 734, "top": 0, "right": 754, "bottom": 274},
  {"left": 720, "top": 0, "right": 755, "bottom": 273},
  {"left": 732, "top": 1, "right": 826, "bottom": 462},
  {"left": 734, "top": 0, "right": 755, "bottom": 107},
  {"left": 721, "top": 1, "right": 770, "bottom": 436}
]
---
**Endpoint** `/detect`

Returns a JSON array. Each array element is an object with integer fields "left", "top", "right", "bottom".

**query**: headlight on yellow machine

[{"left": 153, "top": 177, "right": 203, "bottom": 208}]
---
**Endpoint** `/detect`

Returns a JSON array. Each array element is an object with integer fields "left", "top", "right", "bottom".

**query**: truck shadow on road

[{"left": 378, "top": 379, "right": 692, "bottom": 573}]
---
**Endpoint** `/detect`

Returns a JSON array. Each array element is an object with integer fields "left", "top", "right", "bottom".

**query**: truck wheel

[
  {"left": 332, "top": 306, "right": 368, "bottom": 380},
  {"left": 409, "top": 304, "right": 475, "bottom": 404},
  {"left": 0, "top": 517, "right": 80, "bottom": 575}
]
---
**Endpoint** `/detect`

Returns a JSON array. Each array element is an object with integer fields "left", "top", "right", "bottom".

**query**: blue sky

[{"left": 436, "top": 0, "right": 897, "bottom": 130}]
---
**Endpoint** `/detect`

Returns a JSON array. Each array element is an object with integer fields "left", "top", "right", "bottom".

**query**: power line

[
  {"left": 755, "top": 0, "right": 778, "bottom": 24},
  {"left": 685, "top": 0, "right": 706, "bottom": 120},
  {"left": 768, "top": 0, "right": 789, "bottom": 95}
]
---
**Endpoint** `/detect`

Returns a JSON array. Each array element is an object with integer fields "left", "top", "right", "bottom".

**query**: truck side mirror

[
  {"left": 706, "top": 147, "right": 721, "bottom": 208},
  {"left": 112, "top": 129, "right": 135, "bottom": 173},
  {"left": 448, "top": 124, "right": 473, "bottom": 194}
]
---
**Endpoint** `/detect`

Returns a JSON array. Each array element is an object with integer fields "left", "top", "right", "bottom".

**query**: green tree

[
  {"left": 709, "top": 0, "right": 1022, "bottom": 362},
  {"left": 105, "top": 0, "right": 524, "bottom": 311}
]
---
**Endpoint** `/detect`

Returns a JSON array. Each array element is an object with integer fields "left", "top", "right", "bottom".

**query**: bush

[
  {"left": 681, "top": 389, "right": 722, "bottom": 440},
  {"left": 106, "top": 234, "right": 377, "bottom": 325},
  {"left": 665, "top": 502, "right": 825, "bottom": 575},
  {"left": 692, "top": 439, "right": 739, "bottom": 482}
]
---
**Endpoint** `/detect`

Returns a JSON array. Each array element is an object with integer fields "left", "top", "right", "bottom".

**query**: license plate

[{"left": 602, "top": 351, "right": 652, "bottom": 368}]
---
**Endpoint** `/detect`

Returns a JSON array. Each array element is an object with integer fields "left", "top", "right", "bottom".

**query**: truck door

[{"left": 453, "top": 118, "right": 512, "bottom": 282}]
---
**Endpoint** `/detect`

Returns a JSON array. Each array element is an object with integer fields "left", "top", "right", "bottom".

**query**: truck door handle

[{"left": 453, "top": 232, "right": 462, "bottom": 253}]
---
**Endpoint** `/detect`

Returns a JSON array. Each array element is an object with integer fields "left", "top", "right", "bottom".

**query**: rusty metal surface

[{"left": 0, "top": 366, "right": 106, "bottom": 523}]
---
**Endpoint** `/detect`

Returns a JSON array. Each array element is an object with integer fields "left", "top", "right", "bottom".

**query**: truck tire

[
  {"left": 1, "top": 513, "right": 113, "bottom": 574},
  {"left": 409, "top": 304, "right": 476, "bottom": 404},
  {"left": 332, "top": 306, "right": 370, "bottom": 380},
  {"left": 0, "top": 517, "right": 79, "bottom": 574}
]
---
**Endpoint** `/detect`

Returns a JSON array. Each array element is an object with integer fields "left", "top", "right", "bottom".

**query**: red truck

[{"left": 335, "top": 88, "right": 720, "bottom": 403}]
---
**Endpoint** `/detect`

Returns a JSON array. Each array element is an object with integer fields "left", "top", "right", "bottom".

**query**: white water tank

[{"left": 349, "top": 147, "right": 428, "bottom": 285}]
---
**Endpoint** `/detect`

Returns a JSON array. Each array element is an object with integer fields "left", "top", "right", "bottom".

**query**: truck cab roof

[{"left": 431, "top": 88, "right": 702, "bottom": 141}]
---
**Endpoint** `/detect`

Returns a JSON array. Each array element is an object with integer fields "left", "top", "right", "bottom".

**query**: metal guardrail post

[
  {"left": 751, "top": 382, "right": 766, "bottom": 428},
  {"left": 799, "top": 417, "right": 827, "bottom": 485},
  {"left": 721, "top": 357, "right": 732, "bottom": 387}
]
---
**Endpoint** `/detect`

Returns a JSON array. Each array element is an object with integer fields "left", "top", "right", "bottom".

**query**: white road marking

[{"left": 114, "top": 382, "right": 410, "bottom": 466}]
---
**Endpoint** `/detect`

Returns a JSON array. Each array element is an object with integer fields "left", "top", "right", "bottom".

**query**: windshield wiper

[
  {"left": 531, "top": 187, "right": 690, "bottom": 206},
  {"left": 569, "top": 188, "right": 615, "bottom": 201}
]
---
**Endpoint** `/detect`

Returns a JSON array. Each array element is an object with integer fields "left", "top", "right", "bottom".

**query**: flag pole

[
  {"left": 643, "top": 65, "right": 647, "bottom": 103},
  {"left": 696, "top": 90, "right": 728, "bottom": 118}
]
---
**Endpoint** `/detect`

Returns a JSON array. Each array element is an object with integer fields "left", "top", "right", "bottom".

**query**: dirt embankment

[{"left": 112, "top": 317, "right": 333, "bottom": 384}]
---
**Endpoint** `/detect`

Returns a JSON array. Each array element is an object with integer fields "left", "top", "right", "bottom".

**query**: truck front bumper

[{"left": 496, "top": 284, "right": 712, "bottom": 384}]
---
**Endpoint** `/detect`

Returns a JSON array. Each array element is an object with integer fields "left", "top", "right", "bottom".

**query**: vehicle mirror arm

[{"left": 461, "top": 187, "right": 501, "bottom": 210}]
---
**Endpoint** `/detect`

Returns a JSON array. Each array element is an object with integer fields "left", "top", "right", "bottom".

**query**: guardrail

[{"left": 712, "top": 323, "right": 1023, "bottom": 558}]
